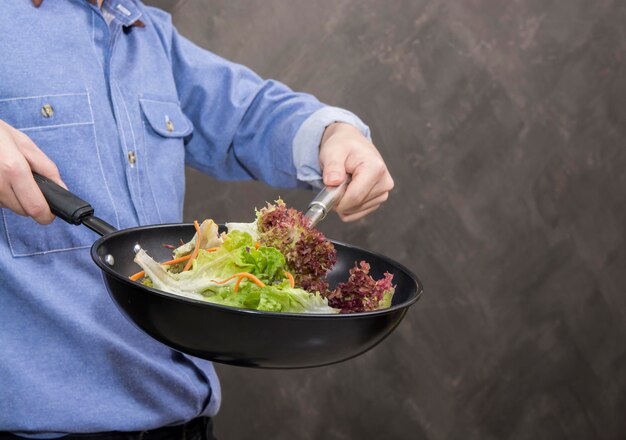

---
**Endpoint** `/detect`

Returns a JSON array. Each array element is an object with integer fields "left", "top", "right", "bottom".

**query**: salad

[{"left": 130, "top": 200, "right": 395, "bottom": 314}]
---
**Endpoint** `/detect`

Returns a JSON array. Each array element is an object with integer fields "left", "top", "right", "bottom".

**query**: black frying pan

[{"left": 34, "top": 173, "right": 423, "bottom": 369}]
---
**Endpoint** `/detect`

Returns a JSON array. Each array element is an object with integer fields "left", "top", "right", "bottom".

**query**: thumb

[{"left": 320, "top": 149, "right": 347, "bottom": 187}]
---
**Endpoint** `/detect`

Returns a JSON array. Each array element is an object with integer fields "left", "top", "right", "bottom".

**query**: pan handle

[{"left": 33, "top": 172, "right": 117, "bottom": 236}]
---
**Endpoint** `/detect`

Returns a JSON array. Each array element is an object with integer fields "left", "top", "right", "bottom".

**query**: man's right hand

[{"left": 0, "top": 119, "right": 65, "bottom": 225}]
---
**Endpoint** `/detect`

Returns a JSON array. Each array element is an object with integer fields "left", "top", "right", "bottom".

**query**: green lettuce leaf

[
  {"left": 133, "top": 229, "right": 338, "bottom": 313},
  {"left": 201, "top": 282, "right": 337, "bottom": 314}
]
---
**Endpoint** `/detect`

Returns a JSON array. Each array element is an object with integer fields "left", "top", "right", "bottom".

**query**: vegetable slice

[{"left": 182, "top": 220, "right": 202, "bottom": 271}]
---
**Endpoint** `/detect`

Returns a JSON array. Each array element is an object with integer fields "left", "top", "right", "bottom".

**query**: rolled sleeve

[
  {"left": 147, "top": 7, "right": 325, "bottom": 188},
  {"left": 292, "top": 106, "right": 371, "bottom": 187},
  {"left": 147, "top": 7, "right": 371, "bottom": 190}
]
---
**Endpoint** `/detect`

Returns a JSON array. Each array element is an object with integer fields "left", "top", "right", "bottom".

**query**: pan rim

[{"left": 91, "top": 222, "right": 423, "bottom": 319}]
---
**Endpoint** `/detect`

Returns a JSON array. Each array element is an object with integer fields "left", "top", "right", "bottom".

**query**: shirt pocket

[
  {"left": 0, "top": 92, "right": 118, "bottom": 257},
  {"left": 139, "top": 96, "right": 193, "bottom": 223}
]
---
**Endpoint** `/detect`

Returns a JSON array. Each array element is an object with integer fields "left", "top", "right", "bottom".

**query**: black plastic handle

[
  {"left": 33, "top": 173, "right": 93, "bottom": 224},
  {"left": 33, "top": 172, "right": 116, "bottom": 236}
]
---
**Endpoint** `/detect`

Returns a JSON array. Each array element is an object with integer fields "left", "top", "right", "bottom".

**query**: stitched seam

[
  {"left": 1, "top": 209, "right": 92, "bottom": 257},
  {"left": 117, "top": 83, "right": 138, "bottom": 152},
  {"left": 0, "top": 92, "right": 89, "bottom": 103},
  {"left": 9, "top": 244, "right": 91, "bottom": 258},
  {"left": 111, "top": 93, "right": 130, "bottom": 160},
  {"left": 139, "top": 98, "right": 182, "bottom": 106},
  {"left": 110, "top": 88, "right": 144, "bottom": 225},
  {"left": 115, "top": 81, "right": 148, "bottom": 223},
  {"left": 114, "top": 84, "right": 141, "bottom": 211},
  {"left": 141, "top": 119, "right": 164, "bottom": 223},
  {"left": 86, "top": 91, "right": 121, "bottom": 229},
  {"left": 19, "top": 121, "right": 94, "bottom": 132},
  {"left": 1, "top": 210, "right": 18, "bottom": 257},
  {"left": 110, "top": 90, "right": 136, "bottom": 222}
]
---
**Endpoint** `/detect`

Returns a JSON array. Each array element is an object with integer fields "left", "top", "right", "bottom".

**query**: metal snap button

[
  {"left": 128, "top": 151, "right": 137, "bottom": 165},
  {"left": 41, "top": 104, "right": 54, "bottom": 118},
  {"left": 165, "top": 115, "right": 174, "bottom": 132}
]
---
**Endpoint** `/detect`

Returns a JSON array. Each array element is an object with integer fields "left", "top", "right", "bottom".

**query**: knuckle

[
  {"left": 367, "top": 159, "right": 386, "bottom": 178},
  {"left": 1, "top": 160, "right": 25, "bottom": 180},
  {"left": 375, "top": 160, "right": 388, "bottom": 175},
  {"left": 386, "top": 176, "right": 395, "bottom": 191},
  {"left": 349, "top": 137, "right": 365, "bottom": 150},
  {"left": 26, "top": 202, "right": 50, "bottom": 221},
  {"left": 14, "top": 131, "right": 30, "bottom": 144},
  {"left": 15, "top": 136, "right": 36, "bottom": 153},
  {"left": 42, "top": 161, "right": 61, "bottom": 179}
]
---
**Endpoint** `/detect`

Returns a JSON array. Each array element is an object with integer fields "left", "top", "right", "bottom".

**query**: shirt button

[
  {"left": 165, "top": 116, "right": 174, "bottom": 132},
  {"left": 128, "top": 151, "right": 137, "bottom": 165},
  {"left": 41, "top": 104, "right": 54, "bottom": 118}
]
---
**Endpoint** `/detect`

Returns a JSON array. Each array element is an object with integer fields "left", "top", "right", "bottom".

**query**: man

[{"left": 0, "top": 1, "right": 394, "bottom": 438}]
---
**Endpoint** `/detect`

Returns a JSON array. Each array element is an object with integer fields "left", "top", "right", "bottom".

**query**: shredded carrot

[
  {"left": 210, "top": 272, "right": 266, "bottom": 289},
  {"left": 209, "top": 273, "right": 242, "bottom": 285},
  {"left": 130, "top": 271, "right": 145, "bottom": 281},
  {"left": 235, "top": 273, "right": 266, "bottom": 288},
  {"left": 163, "top": 254, "right": 194, "bottom": 266},
  {"left": 284, "top": 271, "right": 295, "bottom": 288},
  {"left": 234, "top": 276, "right": 244, "bottom": 292},
  {"left": 129, "top": 226, "right": 223, "bottom": 282},
  {"left": 129, "top": 254, "right": 193, "bottom": 281},
  {"left": 182, "top": 220, "right": 202, "bottom": 271},
  {"left": 255, "top": 242, "right": 260, "bottom": 250}
]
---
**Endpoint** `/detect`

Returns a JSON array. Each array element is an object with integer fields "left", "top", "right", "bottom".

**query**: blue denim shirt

[{"left": 0, "top": 0, "right": 369, "bottom": 434}]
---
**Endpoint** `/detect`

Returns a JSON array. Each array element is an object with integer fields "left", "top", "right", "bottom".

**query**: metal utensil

[{"left": 304, "top": 177, "right": 351, "bottom": 227}]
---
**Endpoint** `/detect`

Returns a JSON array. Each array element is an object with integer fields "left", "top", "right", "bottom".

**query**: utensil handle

[
  {"left": 305, "top": 176, "right": 351, "bottom": 227},
  {"left": 33, "top": 172, "right": 116, "bottom": 236}
]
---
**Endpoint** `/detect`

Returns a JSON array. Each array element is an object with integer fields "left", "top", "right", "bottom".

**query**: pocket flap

[
  {"left": 0, "top": 93, "right": 93, "bottom": 131},
  {"left": 140, "top": 98, "right": 193, "bottom": 138}
]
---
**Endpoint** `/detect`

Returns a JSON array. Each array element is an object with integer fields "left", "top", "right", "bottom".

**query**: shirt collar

[
  {"left": 100, "top": 0, "right": 143, "bottom": 27},
  {"left": 31, "top": 0, "right": 145, "bottom": 28}
]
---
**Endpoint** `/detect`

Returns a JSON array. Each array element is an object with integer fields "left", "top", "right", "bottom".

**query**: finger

[
  {"left": 337, "top": 192, "right": 389, "bottom": 216},
  {"left": 343, "top": 172, "right": 393, "bottom": 214},
  {"left": 0, "top": 187, "right": 29, "bottom": 217},
  {"left": 338, "top": 204, "right": 381, "bottom": 222},
  {"left": 12, "top": 130, "right": 66, "bottom": 189},
  {"left": 0, "top": 150, "right": 53, "bottom": 223},
  {"left": 5, "top": 129, "right": 58, "bottom": 223},
  {"left": 336, "top": 162, "right": 391, "bottom": 213},
  {"left": 9, "top": 163, "right": 55, "bottom": 225}
]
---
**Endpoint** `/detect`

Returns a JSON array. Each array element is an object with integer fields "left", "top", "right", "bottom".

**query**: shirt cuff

[{"left": 292, "top": 106, "right": 371, "bottom": 188}]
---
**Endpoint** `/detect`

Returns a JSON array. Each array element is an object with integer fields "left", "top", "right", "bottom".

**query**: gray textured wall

[{"left": 146, "top": 1, "right": 626, "bottom": 439}]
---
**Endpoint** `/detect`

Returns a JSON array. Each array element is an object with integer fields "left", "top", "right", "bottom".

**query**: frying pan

[{"left": 34, "top": 173, "right": 423, "bottom": 369}]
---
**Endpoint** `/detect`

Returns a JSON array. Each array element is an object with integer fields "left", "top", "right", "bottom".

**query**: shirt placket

[
  {"left": 109, "top": 69, "right": 150, "bottom": 224},
  {"left": 93, "top": 0, "right": 151, "bottom": 225}
]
